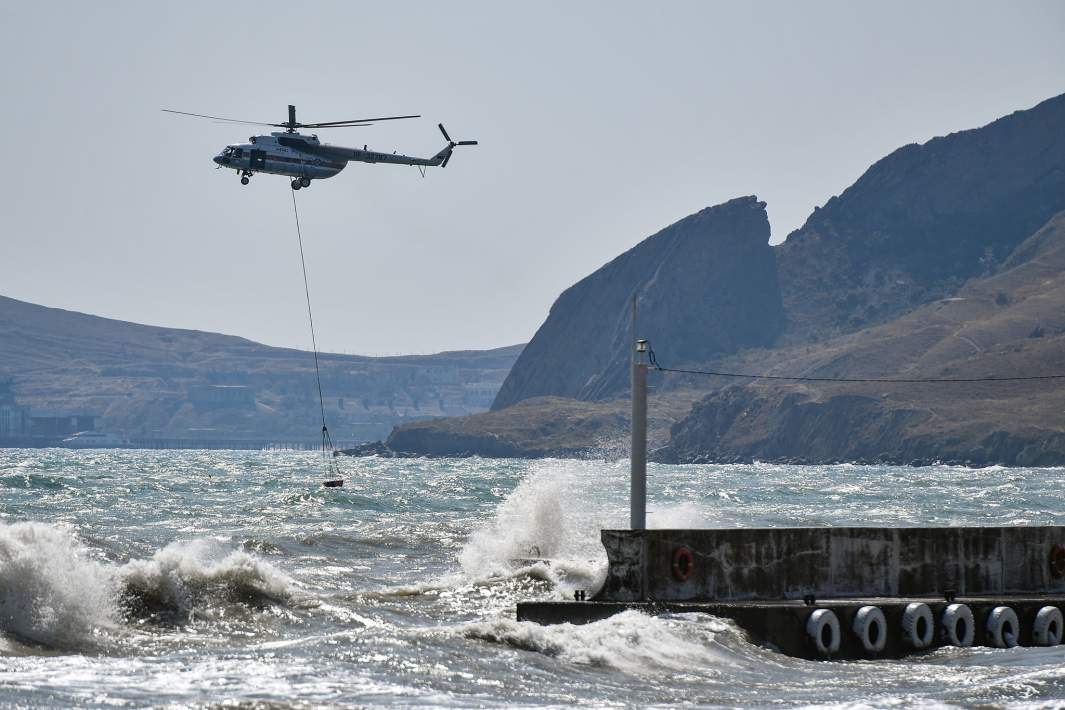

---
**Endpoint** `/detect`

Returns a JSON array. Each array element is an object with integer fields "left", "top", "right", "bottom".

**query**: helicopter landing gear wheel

[
  {"left": 291, "top": 179, "right": 301, "bottom": 190},
  {"left": 299, "top": 176, "right": 311, "bottom": 188},
  {"left": 240, "top": 176, "right": 249, "bottom": 185}
]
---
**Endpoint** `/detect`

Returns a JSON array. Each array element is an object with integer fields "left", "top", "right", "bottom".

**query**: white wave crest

[
  {"left": 456, "top": 610, "right": 737, "bottom": 676},
  {"left": 0, "top": 522, "right": 296, "bottom": 649},
  {"left": 0, "top": 521, "right": 119, "bottom": 648},
  {"left": 120, "top": 539, "right": 297, "bottom": 619}
]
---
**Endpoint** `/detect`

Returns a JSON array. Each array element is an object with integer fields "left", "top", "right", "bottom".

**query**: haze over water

[{"left": 3, "top": 450, "right": 1065, "bottom": 707}]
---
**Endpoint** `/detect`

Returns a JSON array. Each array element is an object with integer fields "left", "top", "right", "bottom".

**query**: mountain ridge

[
  {"left": 361, "top": 92, "right": 1065, "bottom": 465},
  {"left": 0, "top": 295, "right": 523, "bottom": 443}
]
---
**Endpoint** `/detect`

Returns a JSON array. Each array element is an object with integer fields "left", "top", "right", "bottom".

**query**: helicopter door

[{"left": 250, "top": 149, "right": 266, "bottom": 171}]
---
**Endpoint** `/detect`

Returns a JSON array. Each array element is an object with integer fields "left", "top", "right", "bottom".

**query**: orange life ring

[
  {"left": 1050, "top": 545, "right": 1065, "bottom": 578},
  {"left": 672, "top": 546, "right": 694, "bottom": 582}
]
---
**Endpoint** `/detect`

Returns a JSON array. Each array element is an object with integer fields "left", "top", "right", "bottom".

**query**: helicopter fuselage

[
  {"left": 213, "top": 131, "right": 452, "bottom": 186},
  {"left": 214, "top": 133, "right": 345, "bottom": 181}
]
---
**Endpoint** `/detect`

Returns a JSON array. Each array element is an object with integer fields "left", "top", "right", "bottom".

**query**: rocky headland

[
  {"left": 490, "top": 195, "right": 785, "bottom": 409},
  {"left": 350, "top": 93, "right": 1065, "bottom": 466}
]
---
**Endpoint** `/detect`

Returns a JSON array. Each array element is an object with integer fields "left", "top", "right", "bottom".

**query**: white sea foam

[
  {"left": 0, "top": 521, "right": 296, "bottom": 649},
  {"left": 0, "top": 521, "right": 118, "bottom": 648},
  {"left": 455, "top": 610, "right": 736, "bottom": 676},
  {"left": 120, "top": 538, "right": 296, "bottom": 617}
]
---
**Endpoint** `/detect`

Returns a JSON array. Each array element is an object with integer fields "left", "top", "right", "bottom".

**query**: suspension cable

[
  {"left": 290, "top": 188, "right": 341, "bottom": 477},
  {"left": 646, "top": 345, "right": 1065, "bottom": 384}
]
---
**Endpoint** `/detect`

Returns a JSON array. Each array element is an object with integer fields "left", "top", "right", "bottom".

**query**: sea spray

[
  {"left": 458, "top": 459, "right": 624, "bottom": 593},
  {"left": 0, "top": 522, "right": 118, "bottom": 648},
  {"left": 457, "top": 459, "right": 723, "bottom": 595}
]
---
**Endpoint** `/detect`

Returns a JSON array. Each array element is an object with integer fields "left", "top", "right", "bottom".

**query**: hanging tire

[
  {"left": 300, "top": 176, "right": 311, "bottom": 188},
  {"left": 806, "top": 609, "right": 841, "bottom": 656},
  {"left": 942, "top": 603, "right": 975, "bottom": 647},
  {"left": 1033, "top": 606, "right": 1063, "bottom": 646},
  {"left": 986, "top": 606, "right": 1020, "bottom": 648},
  {"left": 901, "top": 602, "right": 934, "bottom": 649},
  {"left": 853, "top": 605, "right": 887, "bottom": 653}
]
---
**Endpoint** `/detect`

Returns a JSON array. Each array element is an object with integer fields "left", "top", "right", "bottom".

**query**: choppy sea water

[{"left": 3, "top": 451, "right": 1065, "bottom": 708}]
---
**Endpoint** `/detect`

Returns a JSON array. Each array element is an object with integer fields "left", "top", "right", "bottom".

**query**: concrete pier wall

[
  {"left": 598, "top": 527, "right": 1065, "bottom": 602},
  {"left": 517, "top": 596, "right": 1065, "bottom": 660}
]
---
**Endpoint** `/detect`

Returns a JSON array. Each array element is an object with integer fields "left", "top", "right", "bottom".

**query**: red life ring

[
  {"left": 672, "top": 546, "right": 694, "bottom": 582},
  {"left": 1050, "top": 545, "right": 1065, "bottom": 579}
]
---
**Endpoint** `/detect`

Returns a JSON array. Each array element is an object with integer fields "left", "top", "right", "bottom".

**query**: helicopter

[{"left": 162, "top": 105, "right": 477, "bottom": 189}]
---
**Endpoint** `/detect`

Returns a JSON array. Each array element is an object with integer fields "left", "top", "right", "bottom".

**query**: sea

[{"left": 3, "top": 449, "right": 1065, "bottom": 709}]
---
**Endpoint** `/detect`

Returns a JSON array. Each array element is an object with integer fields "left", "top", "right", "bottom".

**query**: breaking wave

[
  {"left": 457, "top": 460, "right": 613, "bottom": 596},
  {"left": 456, "top": 459, "right": 725, "bottom": 597},
  {"left": 0, "top": 522, "right": 297, "bottom": 650},
  {"left": 454, "top": 610, "right": 741, "bottom": 676},
  {"left": 0, "top": 522, "right": 119, "bottom": 648},
  {"left": 120, "top": 538, "right": 300, "bottom": 624}
]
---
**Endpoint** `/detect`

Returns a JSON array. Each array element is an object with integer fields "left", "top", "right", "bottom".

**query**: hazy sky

[{"left": 1, "top": 2, "right": 1062, "bottom": 355}]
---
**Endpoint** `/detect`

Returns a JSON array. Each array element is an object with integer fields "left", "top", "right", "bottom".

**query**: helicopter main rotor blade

[
  {"left": 161, "top": 109, "right": 277, "bottom": 127},
  {"left": 302, "top": 114, "right": 420, "bottom": 128}
]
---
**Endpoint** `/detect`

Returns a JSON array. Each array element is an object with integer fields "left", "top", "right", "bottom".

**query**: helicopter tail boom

[{"left": 430, "top": 145, "right": 453, "bottom": 167}]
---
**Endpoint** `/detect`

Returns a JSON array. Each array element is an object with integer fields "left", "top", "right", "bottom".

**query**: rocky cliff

[
  {"left": 370, "top": 209, "right": 1065, "bottom": 466},
  {"left": 657, "top": 209, "right": 1065, "bottom": 466},
  {"left": 491, "top": 196, "right": 784, "bottom": 410},
  {"left": 776, "top": 93, "right": 1065, "bottom": 340}
]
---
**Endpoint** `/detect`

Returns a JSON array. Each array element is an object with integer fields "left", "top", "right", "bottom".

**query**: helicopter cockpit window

[
  {"left": 222, "top": 147, "right": 234, "bottom": 157},
  {"left": 232, "top": 148, "right": 243, "bottom": 159}
]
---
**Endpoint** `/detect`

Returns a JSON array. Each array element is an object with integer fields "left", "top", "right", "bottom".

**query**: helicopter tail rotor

[{"left": 437, "top": 124, "right": 478, "bottom": 168}]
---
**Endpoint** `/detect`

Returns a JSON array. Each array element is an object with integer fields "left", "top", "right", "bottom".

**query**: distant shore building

[
  {"left": 0, "top": 377, "right": 30, "bottom": 437},
  {"left": 30, "top": 412, "right": 97, "bottom": 437},
  {"left": 1, "top": 376, "right": 98, "bottom": 440}
]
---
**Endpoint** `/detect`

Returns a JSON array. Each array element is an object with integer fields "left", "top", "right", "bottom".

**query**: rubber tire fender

[
  {"left": 986, "top": 606, "right": 1020, "bottom": 648},
  {"left": 851, "top": 605, "right": 887, "bottom": 653},
  {"left": 806, "top": 609, "right": 841, "bottom": 657},
  {"left": 1033, "top": 606, "right": 1063, "bottom": 647},
  {"left": 941, "top": 603, "right": 975, "bottom": 647},
  {"left": 901, "top": 602, "right": 935, "bottom": 649}
]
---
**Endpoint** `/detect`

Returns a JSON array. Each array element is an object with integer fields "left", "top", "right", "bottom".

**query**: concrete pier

[
  {"left": 517, "top": 596, "right": 1065, "bottom": 660},
  {"left": 518, "top": 527, "right": 1065, "bottom": 659},
  {"left": 598, "top": 527, "right": 1065, "bottom": 601}
]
